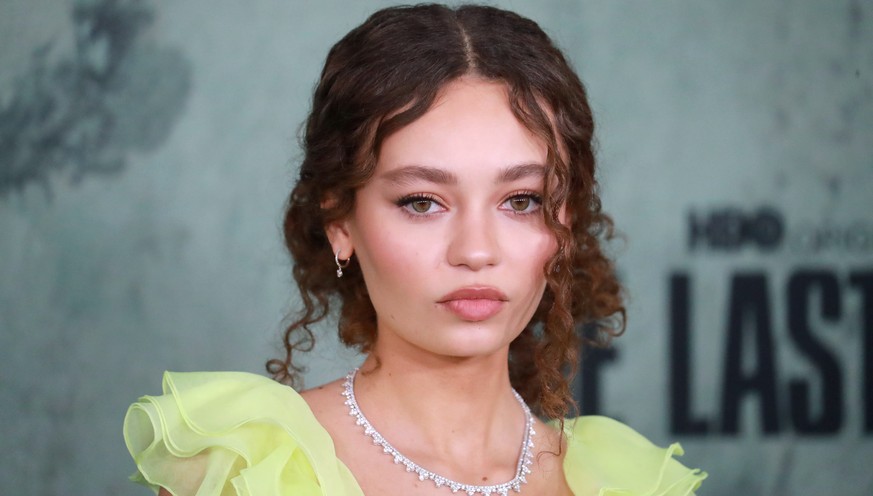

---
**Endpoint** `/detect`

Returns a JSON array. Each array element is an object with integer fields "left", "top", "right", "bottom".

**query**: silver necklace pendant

[{"left": 342, "top": 368, "right": 535, "bottom": 496}]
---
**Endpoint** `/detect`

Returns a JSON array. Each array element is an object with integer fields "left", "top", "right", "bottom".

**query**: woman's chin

[{"left": 415, "top": 329, "right": 516, "bottom": 360}]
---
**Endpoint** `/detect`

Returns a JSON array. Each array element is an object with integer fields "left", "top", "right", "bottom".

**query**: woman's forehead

[{"left": 374, "top": 79, "right": 549, "bottom": 177}]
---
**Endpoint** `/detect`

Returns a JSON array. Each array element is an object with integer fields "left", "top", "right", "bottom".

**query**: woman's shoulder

[
  {"left": 123, "top": 371, "right": 363, "bottom": 496},
  {"left": 559, "top": 415, "right": 707, "bottom": 496}
]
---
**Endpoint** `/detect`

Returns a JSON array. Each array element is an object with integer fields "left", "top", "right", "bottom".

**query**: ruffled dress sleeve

[
  {"left": 123, "top": 371, "right": 364, "bottom": 496},
  {"left": 560, "top": 416, "right": 707, "bottom": 496}
]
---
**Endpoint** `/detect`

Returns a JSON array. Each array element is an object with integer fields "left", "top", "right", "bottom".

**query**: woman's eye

[
  {"left": 509, "top": 197, "right": 531, "bottom": 211},
  {"left": 396, "top": 195, "right": 443, "bottom": 215},
  {"left": 503, "top": 193, "right": 541, "bottom": 214},
  {"left": 410, "top": 199, "right": 433, "bottom": 213}
]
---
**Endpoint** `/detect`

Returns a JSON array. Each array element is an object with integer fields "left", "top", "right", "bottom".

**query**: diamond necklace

[{"left": 342, "top": 368, "right": 535, "bottom": 496}]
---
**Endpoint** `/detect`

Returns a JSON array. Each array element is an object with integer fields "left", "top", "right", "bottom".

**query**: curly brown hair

[{"left": 267, "top": 3, "right": 625, "bottom": 421}]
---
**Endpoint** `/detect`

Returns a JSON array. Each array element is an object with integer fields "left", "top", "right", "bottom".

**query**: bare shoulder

[
  {"left": 532, "top": 417, "right": 568, "bottom": 462},
  {"left": 528, "top": 417, "right": 573, "bottom": 496},
  {"left": 300, "top": 376, "right": 360, "bottom": 460},
  {"left": 300, "top": 378, "right": 347, "bottom": 423}
]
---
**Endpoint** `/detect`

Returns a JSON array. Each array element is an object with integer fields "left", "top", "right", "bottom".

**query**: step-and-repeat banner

[{"left": 1, "top": 1, "right": 870, "bottom": 494}]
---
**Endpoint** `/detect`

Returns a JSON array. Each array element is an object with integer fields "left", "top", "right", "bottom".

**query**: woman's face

[{"left": 332, "top": 78, "right": 558, "bottom": 361}]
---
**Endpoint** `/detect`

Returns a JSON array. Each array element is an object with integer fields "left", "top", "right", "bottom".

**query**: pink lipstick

[{"left": 437, "top": 287, "right": 507, "bottom": 321}]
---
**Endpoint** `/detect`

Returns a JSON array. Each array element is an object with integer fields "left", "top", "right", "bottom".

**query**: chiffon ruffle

[
  {"left": 561, "top": 416, "right": 707, "bottom": 496},
  {"left": 124, "top": 371, "right": 705, "bottom": 496},
  {"left": 123, "top": 371, "right": 362, "bottom": 495}
]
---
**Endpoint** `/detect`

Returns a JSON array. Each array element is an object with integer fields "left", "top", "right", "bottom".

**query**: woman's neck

[{"left": 353, "top": 339, "right": 524, "bottom": 462}]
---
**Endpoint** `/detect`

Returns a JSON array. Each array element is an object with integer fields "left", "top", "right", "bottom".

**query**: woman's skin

[{"left": 304, "top": 77, "right": 572, "bottom": 495}]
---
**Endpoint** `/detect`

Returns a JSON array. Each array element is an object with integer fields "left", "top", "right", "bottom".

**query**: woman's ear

[
  {"left": 325, "top": 218, "right": 354, "bottom": 260},
  {"left": 322, "top": 193, "right": 354, "bottom": 259}
]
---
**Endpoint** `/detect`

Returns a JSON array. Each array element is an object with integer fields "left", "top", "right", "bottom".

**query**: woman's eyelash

[
  {"left": 395, "top": 193, "right": 437, "bottom": 207},
  {"left": 509, "top": 191, "right": 543, "bottom": 202}
]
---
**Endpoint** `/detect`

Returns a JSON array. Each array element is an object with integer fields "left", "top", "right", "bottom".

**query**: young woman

[{"left": 124, "top": 4, "right": 706, "bottom": 495}]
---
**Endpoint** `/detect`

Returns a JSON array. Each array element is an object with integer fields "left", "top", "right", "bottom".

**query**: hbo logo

[{"left": 688, "top": 207, "right": 784, "bottom": 251}]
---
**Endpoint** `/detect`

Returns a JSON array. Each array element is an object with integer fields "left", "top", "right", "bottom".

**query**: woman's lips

[{"left": 437, "top": 287, "right": 507, "bottom": 321}]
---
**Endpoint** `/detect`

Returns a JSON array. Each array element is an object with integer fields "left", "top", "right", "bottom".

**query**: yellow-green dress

[{"left": 124, "top": 372, "right": 706, "bottom": 496}]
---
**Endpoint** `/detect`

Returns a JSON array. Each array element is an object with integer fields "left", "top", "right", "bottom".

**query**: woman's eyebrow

[
  {"left": 496, "top": 163, "right": 545, "bottom": 183},
  {"left": 379, "top": 162, "right": 544, "bottom": 185},
  {"left": 380, "top": 165, "right": 458, "bottom": 185}
]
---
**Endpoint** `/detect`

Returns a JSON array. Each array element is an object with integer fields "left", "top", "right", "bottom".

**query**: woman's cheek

[{"left": 356, "top": 214, "right": 435, "bottom": 287}]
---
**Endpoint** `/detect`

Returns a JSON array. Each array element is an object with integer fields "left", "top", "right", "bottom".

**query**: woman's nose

[{"left": 446, "top": 210, "right": 501, "bottom": 270}]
